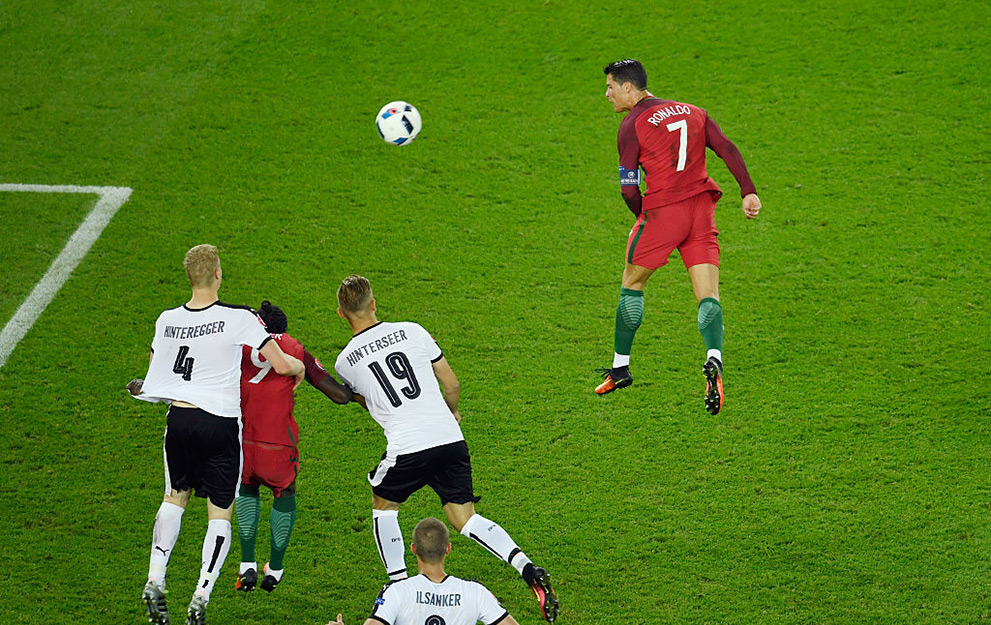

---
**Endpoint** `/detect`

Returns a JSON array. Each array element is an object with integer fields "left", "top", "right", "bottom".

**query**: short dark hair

[
  {"left": 604, "top": 59, "right": 647, "bottom": 90},
  {"left": 412, "top": 517, "right": 449, "bottom": 563},
  {"left": 257, "top": 300, "right": 288, "bottom": 334}
]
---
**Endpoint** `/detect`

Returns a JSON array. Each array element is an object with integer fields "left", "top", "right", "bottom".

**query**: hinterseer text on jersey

[
  {"left": 163, "top": 321, "right": 225, "bottom": 340},
  {"left": 415, "top": 590, "right": 462, "bottom": 607},
  {"left": 344, "top": 329, "right": 409, "bottom": 366}
]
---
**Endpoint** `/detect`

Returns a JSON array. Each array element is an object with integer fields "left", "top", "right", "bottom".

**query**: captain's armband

[{"left": 619, "top": 166, "right": 641, "bottom": 186}]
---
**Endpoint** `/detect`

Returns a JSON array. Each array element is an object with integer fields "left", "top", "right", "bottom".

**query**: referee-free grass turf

[{"left": 1, "top": 0, "right": 990, "bottom": 623}]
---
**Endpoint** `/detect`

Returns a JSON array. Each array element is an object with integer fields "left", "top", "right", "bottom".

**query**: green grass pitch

[{"left": 1, "top": 1, "right": 990, "bottom": 623}]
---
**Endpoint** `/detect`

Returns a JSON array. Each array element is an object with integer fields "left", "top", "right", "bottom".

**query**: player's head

[
  {"left": 411, "top": 517, "right": 451, "bottom": 564},
  {"left": 337, "top": 274, "right": 375, "bottom": 320},
  {"left": 184, "top": 244, "right": 221, "bottom": 288},
  {"left": 604, "top": 59, "right": 648, "bottom": 112},
  {"left": 257, "top": 300, "right": 288, "bottom": 334}
]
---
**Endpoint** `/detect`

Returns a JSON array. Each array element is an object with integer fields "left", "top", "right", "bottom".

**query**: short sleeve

[
  {"left": 237, "top": 310, "right": 272, "bottom": 350},
  {"left": 368, "top": 583, "right": 398, "bottom": 625},
  {"left": 413, "top": 323, "right": 443, "bottom": 363},
  {"left": 303, "top": 349, "right": 330, "bottom": 385},
  {"left": 476, "top": 583, "right": 509, "bottom": 625}
]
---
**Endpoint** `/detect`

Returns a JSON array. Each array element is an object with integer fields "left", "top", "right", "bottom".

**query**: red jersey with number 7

[
  {"left": 617, "top": 97, "right": 756, "bottom": 215},
  {"left": 240, "top": 333, "right": 306, "bottom": 446}
]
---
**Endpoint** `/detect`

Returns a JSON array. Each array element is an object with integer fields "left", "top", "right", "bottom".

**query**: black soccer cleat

[
  {"left": 235, "top": 566, "right": 257, "bottom": 592},
  {"left": 142, "top": 581, "right": 170, "bottom": 625},
  {"left": 260, "top": 563, "right": 281, "bottom": 592},
  {"left": 525, "top": 566, "right": 560, "bottom": 623},
  {"left": 594, "top": 366, "right": 633, "bottom": 395},
  {"left": 703, "top": 357, "right": 724, "bottom": 415}
]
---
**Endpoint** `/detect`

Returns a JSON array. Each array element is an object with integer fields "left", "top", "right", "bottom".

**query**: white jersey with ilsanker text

[
  {"left": 369, "top": 574, "right": 508, "bottom": 625},
  {"left": 137, "top": 302, "right": 271, "bottom": 418},
  {"left": 335, "top": 321, "right": 463, "bottom": 456}
]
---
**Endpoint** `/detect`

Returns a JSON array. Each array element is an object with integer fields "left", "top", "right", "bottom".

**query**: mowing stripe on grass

[{"left": 0, "top": 184, "right": 132, "bottom": 368}]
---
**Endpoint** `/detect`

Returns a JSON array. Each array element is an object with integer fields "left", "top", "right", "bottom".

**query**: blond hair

[
  {"left": 184, "top": 244, "right": 220, "bottom": 287},
  {"left": 337, "top": 274, "right": 373, "bottom": 315},
  {"left": 412, "top": 517, "right": 449, "bottom": 563}
]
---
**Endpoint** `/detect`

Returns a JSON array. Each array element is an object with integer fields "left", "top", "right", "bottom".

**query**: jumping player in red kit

[
  {"left": 594, "top": 59, "right": 762, "bottom": 415},
  {"left": 235, "top": 300, "right": 352, "bottom": 593}
]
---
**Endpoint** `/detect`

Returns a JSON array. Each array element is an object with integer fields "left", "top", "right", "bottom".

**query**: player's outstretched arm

[
  {"left": 493, "top": 614, "right": 520, "bottom": 625},
  {"left": 302, "top": 350, "right": 353, "bottom": 404},
  {"left": 432, "top": 356, "right": 461, "bottom": 421},
  {"left": 259, "top": 340, "right": 305, "bottom": 377},
  {"left": 312, "top": 375, "right": 353, "bottom": 404}
]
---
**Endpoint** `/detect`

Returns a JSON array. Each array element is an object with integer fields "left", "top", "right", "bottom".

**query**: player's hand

[
  {"left": 742, "top": 193, "right": 761, "bottom": 219},
  {"left": 453, "top": 410, "right": 462, "bottom": 424},
  {"left": 294, "top": 372, "right": 305, "bottom": 390},
  {"left": 127, "top": 378, "right": 144, "bottom": 396},
  {"left": 326, "top": 614, "right": 345, "bottom": 625}
]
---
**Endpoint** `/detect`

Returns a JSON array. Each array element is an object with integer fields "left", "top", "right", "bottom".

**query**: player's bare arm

[
  {"left": 312, "top": 375, "right": 353, "bottom": 404},
  {"left": 303, "top": 349, "right": 353, "bottom": 404},
  {"left": 431, "top": 356, "right": 461, "bottom": 421},
  {"left": 259, "top": 340, "right": 304, "bottom": 377}
]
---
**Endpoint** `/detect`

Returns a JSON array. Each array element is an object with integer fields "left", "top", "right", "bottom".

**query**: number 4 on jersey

[{"left": 172, "top": 345, "right": 194, "bottom": 381}]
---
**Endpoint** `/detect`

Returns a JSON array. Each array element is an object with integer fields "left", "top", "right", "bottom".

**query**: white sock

[
  {"left": 264, "top": 563, "right": 284, "bottom": 582},
  {"left": 461, "top": 514, "right": 530, "bottom": 574},
  {"left": 239, "top": 561, "right": 257, "bottom": 574},
  {"left": 612, "top": 353, "right": 630, "bottom": 369},
  {"left": 195, "top": 519, "right": 231, "bottom": 602},
  {"left": 372, "top": 510, "right": 408, "bottom": 580},
  {"left": 707, "top": 349, "right": 722, "bottom": 365},
  {"left": 148, "top": 502, "right": 184, "bottom": 589}
]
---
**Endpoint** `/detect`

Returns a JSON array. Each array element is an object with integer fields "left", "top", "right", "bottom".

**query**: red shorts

[
  {"left": 626, "top": 191, "right": 720, "bottom": 269},
  {"left": 241, "top": 440, "right": 299, "bottom": 498}
]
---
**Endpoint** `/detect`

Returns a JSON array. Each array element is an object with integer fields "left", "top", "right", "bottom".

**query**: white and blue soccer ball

[{"left": 375, "top": 101, "right": 422, "bottom": 146}]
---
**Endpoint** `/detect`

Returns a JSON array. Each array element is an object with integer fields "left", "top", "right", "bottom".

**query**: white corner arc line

[{"left": 0, "top": 184, "right": 133, "bottom": 368}]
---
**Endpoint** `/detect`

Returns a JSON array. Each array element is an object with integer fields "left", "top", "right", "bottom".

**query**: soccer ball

[{"left": 375, "top": 101, "right": 422, "bottom": 146}]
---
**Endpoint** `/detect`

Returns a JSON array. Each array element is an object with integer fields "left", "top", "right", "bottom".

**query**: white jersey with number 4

[
  {"left": 369, "top": 574, "right": 509, "bottom": 625},
  {"left": 137, "top": 302, "right": 271, "bottom": 418},
  {"left": 335, "top": 321, "right": 463, "bottom": 456}
]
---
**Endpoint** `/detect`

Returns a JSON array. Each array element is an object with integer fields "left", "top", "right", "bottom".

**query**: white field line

[{"left": 0, "top": 184, "right": 132, "bottom": 368}]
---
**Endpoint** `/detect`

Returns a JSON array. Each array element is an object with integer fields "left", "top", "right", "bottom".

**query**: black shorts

[
  {"left": 368, "top": 440, "right": 479, "bottom": 506},
  {"left": 163, "top": 406, "right": 241, "bottom": 509}
]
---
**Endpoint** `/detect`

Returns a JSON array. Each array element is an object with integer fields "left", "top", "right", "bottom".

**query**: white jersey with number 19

[
  {"left": 137, "top": 302, "right": 272, "bottom": 418},
  {"left": 335, "top": 321, "right": 463, "bottom": 457}
]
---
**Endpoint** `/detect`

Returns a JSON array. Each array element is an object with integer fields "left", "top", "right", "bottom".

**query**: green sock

[
  {"left": 236, "top": 485, "right": 261, "bottom": 562},
  {"left": 614, "top": 287, "right": 644, "bottom": 357},
  {"left": 269, "top": 494, "right": 297, "bottom": 570},
  {"left": 697, "top": 297, "right": 724, "bottom": 353}
]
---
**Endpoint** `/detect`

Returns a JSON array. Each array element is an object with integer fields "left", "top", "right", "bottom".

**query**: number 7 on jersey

[{"left": 666, "top": 119, "right": 687, "bottom": 172}]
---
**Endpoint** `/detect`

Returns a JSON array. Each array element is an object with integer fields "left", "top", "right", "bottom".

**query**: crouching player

[{"left": 235, "top": 300, "right": 353, "bottom": 592}]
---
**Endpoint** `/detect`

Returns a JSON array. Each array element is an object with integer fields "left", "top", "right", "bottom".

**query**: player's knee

[
  {"left": 372, "top": 494, "right": 401, "bottom": 511},
  {"left": 443, "top": 502, "right": 475, "bottom": 531},
  {"left": 164, "top": 489, "right": 191, "bottom": 508}
]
